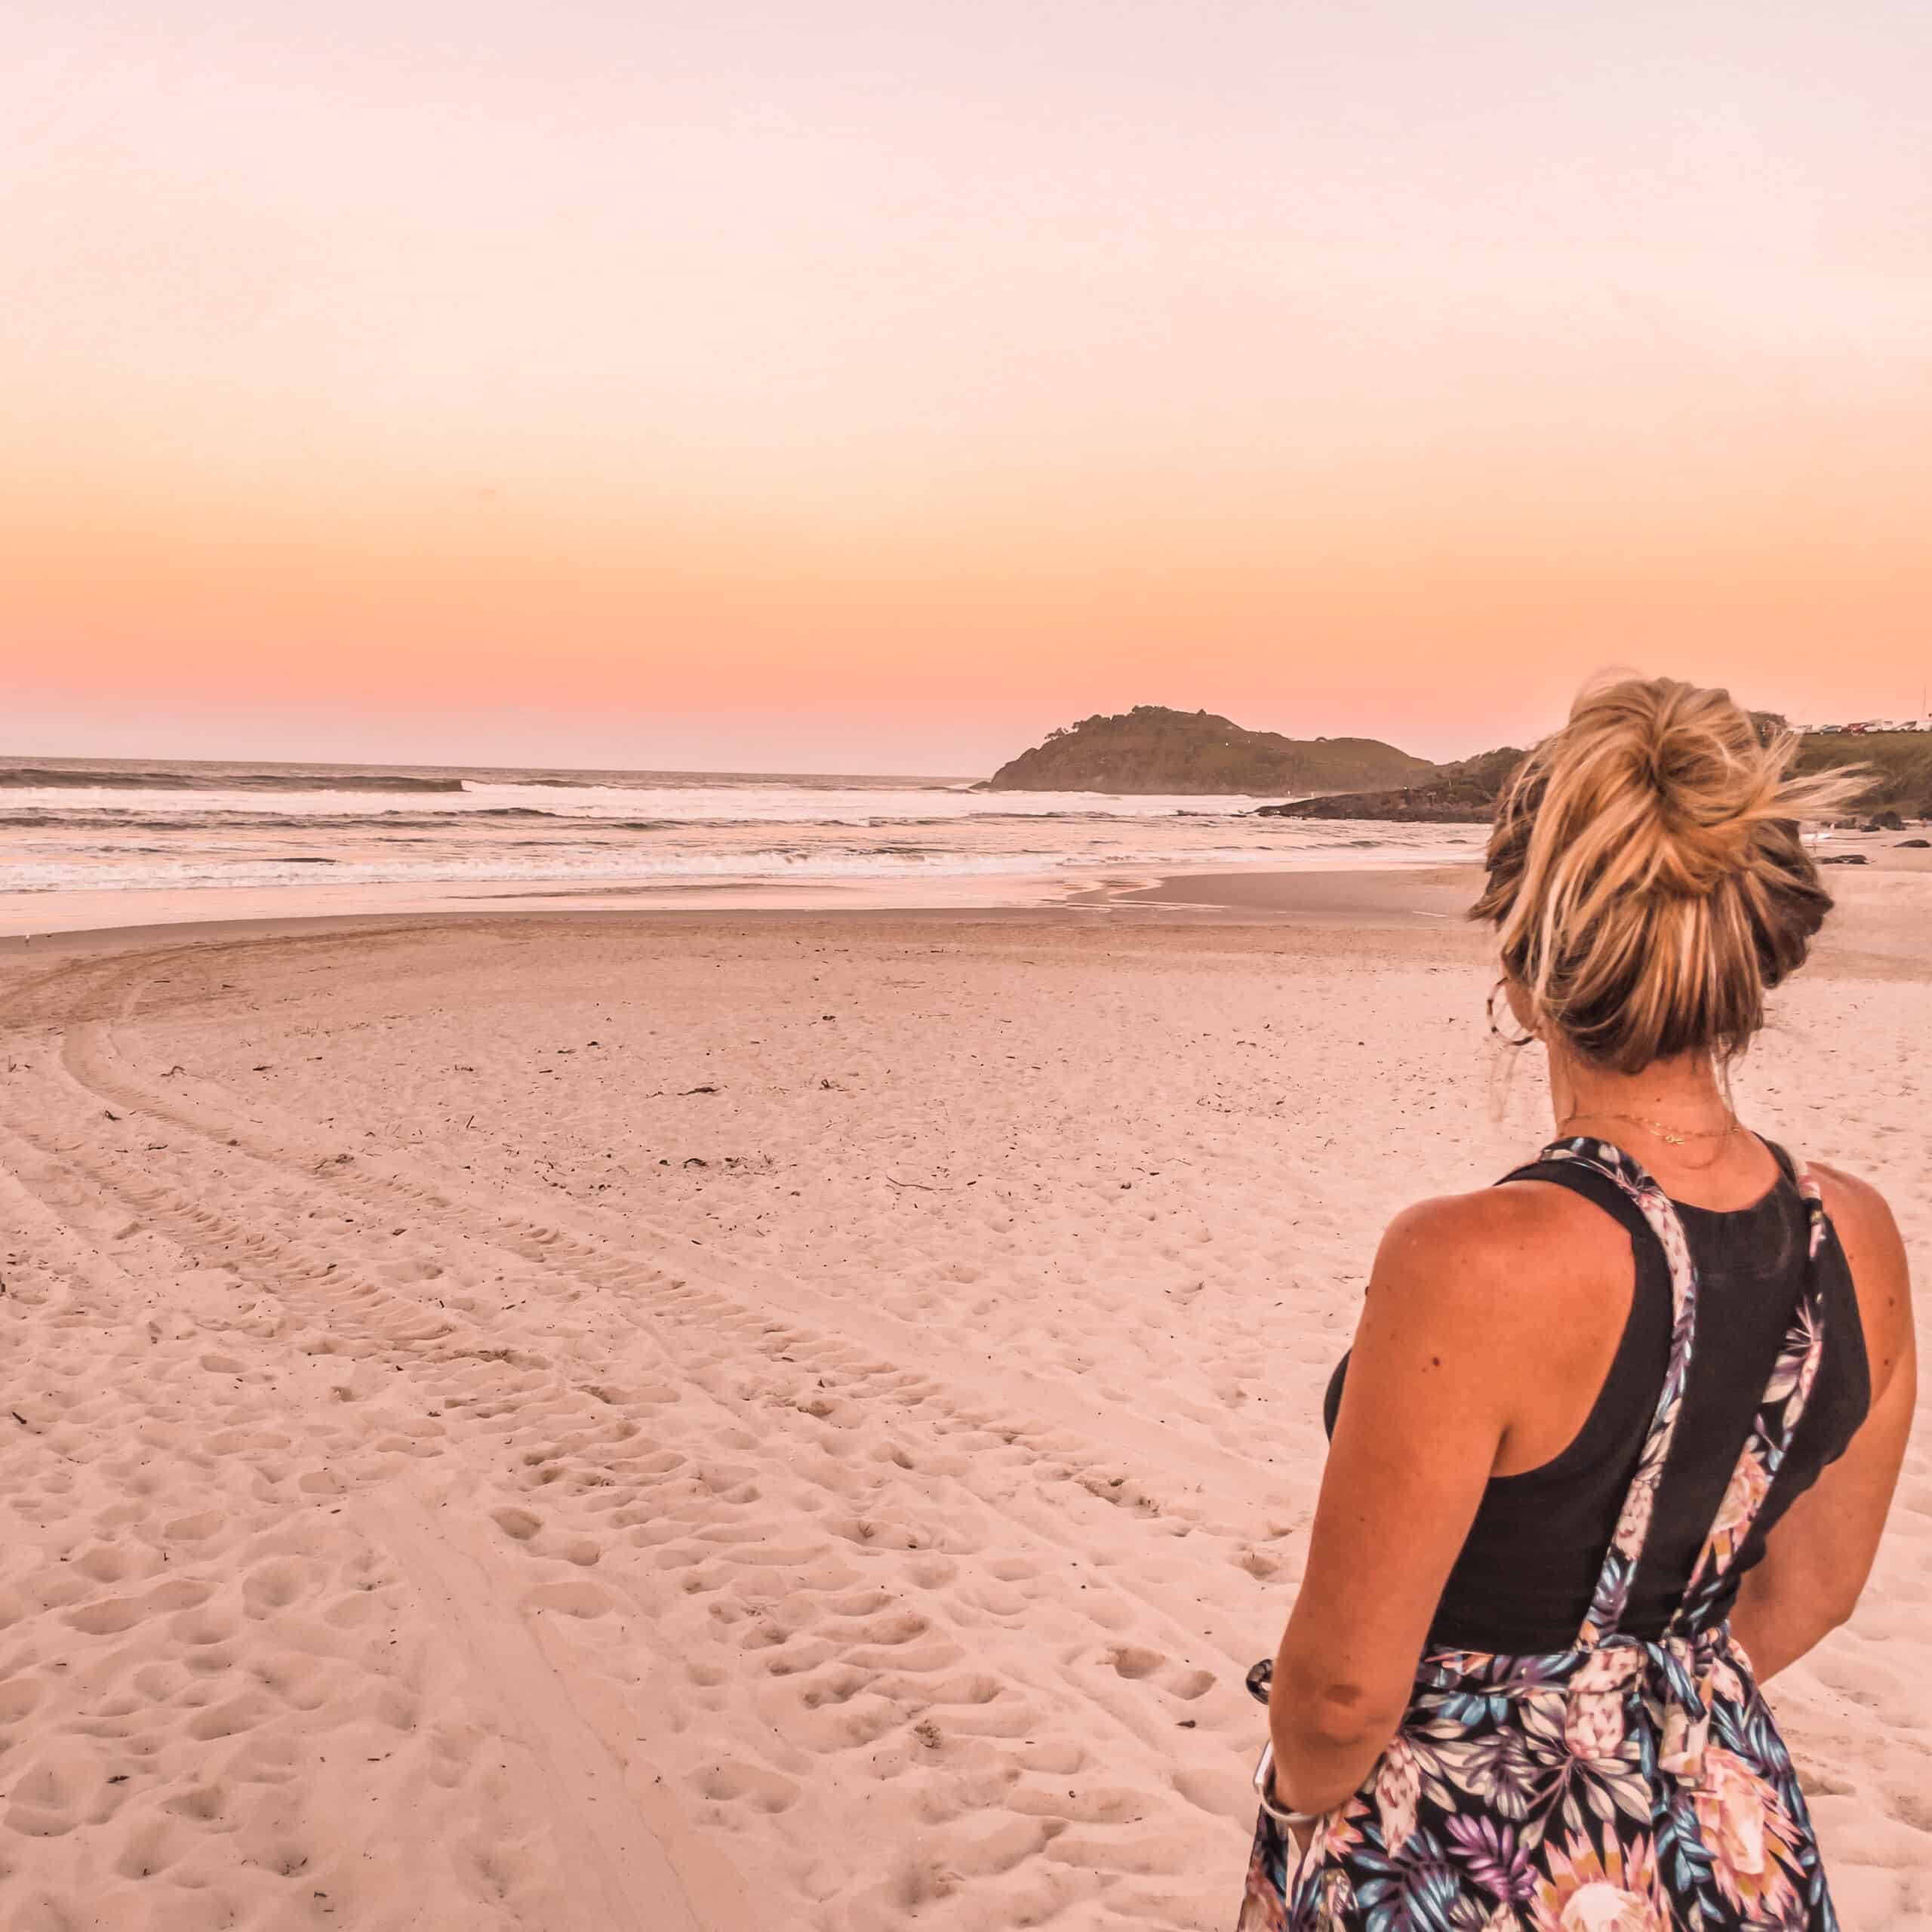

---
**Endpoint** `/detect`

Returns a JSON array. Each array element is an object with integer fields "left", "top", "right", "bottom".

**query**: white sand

[{"left": 0, "top": 874, "right": 1925, "bottom": 1930}]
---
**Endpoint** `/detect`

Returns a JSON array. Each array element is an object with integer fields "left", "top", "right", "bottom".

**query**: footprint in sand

[
  {"left": 688, "top": 1759, "right": 801, "bottom": 1814},
  {"left": 524, "top": 1579, "right": 616, "bottom": 1620}
]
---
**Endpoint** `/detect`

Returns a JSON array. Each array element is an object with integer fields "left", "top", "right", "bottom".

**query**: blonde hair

[{"left": 1471, "top": 675, "right": 1863, "bottom": 1072}]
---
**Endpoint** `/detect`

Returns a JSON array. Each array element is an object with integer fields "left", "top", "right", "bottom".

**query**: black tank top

[{"left": 1322, "top": 1143, "right": 1870, "bottom": 1652}]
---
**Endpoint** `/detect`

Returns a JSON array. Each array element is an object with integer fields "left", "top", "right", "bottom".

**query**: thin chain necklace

[{"left": 1559, "top": 1109, "right": 1741, "bottom": 1149}]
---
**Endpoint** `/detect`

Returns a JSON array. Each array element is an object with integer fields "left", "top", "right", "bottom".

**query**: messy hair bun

[{"left": 1471, "top": 675, "right": 1863, "bottom": 1072}]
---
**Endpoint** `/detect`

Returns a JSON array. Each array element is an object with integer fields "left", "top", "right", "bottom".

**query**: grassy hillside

[
  {"left": 1258, "top": 731, "right": 1932, "bottom": 826},
  {"left": 983, "top": 706, "right": 1435, "bottom": 795},
  {"left": 1256, "top": 746, "right": 1525, "bottom": 823},
  {"left": 1793, "top": 732, "right": 1932, "bottom": 818},
  {"left": 985, "top": 706, "right": 1932, "bottom": 817}
]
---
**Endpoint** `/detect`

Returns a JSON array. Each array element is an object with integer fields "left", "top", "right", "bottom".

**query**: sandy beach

[{"left": 1, "top": 866, "right": 1926, "bottom": 1932}]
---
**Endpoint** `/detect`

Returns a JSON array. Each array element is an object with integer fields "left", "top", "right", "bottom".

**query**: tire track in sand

[
  {"left": 362, "top": 1488, "right": 750, "bottom": 1932},
  {"left": 61, "top": 990, "right": 1269, "bottom": 1503},
  {"left": 7, "top": 1020, "right": 1278, "bottom": 1929}
]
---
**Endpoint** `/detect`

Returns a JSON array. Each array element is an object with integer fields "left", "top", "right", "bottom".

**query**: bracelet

[{"left": 1252, "top": 1741, "right": 1324, "bottom": 1829}]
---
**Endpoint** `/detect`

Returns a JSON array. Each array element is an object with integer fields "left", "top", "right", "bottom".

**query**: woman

[{"left": 1239, "top": 677, "right": 1916, "bottom": 1932}]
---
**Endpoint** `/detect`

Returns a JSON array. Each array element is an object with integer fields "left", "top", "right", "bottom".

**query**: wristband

[{"left": 1252, "top": 1741, "right": 1324, "bottom": 1829}]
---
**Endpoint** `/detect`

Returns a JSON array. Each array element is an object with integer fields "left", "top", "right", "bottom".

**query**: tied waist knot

[{"left": 1567, "top": 1627, "right": 1743, "bottom": 1789}]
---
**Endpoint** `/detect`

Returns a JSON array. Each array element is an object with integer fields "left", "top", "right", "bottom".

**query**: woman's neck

[
  {"left": 1543, "top": 1046, "right": 1781, "bottom": 1207},
  {"left": 1546, "top": 1048, "right": 1732, "bottom": 1140}
]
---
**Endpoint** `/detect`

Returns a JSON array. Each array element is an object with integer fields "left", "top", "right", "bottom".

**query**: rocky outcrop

[
  {"left": 983, "top": 705, "right": 1932, "bottom": 820},
  {"left": 982, "top": 707, "right": 1434, "bottom": 795},
  {"left": 1254, "top": 746, "right": 1524, "bottom": 823}
]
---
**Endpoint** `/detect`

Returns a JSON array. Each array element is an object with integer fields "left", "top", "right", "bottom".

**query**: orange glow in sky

[{"left": 6, "top": 2, "right": 1931, "bottom": 771}]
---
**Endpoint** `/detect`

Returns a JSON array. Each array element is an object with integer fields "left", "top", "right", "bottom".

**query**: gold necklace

[{"left": 1560, "top": 1110, "right": 1740, "bottom": 1148}]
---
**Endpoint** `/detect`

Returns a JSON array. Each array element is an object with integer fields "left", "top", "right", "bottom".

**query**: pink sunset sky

[{"left": 6, "top": 1, "right": 1931, "bottom": 774}]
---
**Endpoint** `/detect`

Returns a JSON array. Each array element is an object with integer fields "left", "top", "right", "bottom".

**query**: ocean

[{"left": 0, "top": 755, "right": 1486, "bottom": 931}]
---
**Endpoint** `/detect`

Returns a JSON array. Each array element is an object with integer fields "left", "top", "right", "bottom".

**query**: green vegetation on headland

[
  {"left": 1263, "top": 730, "right": 1932, "bottom": 824},
  {"left": 1257, "top": 747, "right": 1524, "bottom": 823},
  {"left": 980, "top": 707, "right": 1433, "bottom": 795},
  {"left": 985, "top": 708, "right": 1932, "bottom": 821},
  {"left": 1791, "top": 731, "right": 1932, "bottom": 821}
]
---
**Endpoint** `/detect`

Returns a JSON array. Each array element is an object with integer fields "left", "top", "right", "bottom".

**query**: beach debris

[
  {"left": 1819, "top": 853, "right": 1870, "bottom": 865},
  {"left": 681, "top": 1084, "right": 720, "bottom": 1095},
  {"left": 683, "top": 1157, "right": 709, "bottom": 1168},
  {"left": 1900, "top": 838, "right": 1930, "bottom": 848}
]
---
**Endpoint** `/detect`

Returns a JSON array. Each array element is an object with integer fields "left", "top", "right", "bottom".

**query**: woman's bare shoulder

[
  {"left": 1806, "top": 1158, "right": 1900, "bottom": 1235},
  {"left": 1342, "top": 1183, "right": 1634, "bottom": 1455},
  {"left": 1806, "top": 1161, "right": 1915, "bottom": 1393},
  {"left": 1370, "top": 1178, "right": 1628, "bottom": 1326}
]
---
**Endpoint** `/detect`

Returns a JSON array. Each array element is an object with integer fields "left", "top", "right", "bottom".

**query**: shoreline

[
  {"left": 5, "top": 832, "right": 1928, "bottom": 961},
  {"left": 0, "top": 861, "right": 1488, "bottom": 957},
  {"left": 1068, "top": 863, "right": 1481, "bottom": 921},
  {"left": 5, "top": 821, "right": 1926, "bottom": 951}
]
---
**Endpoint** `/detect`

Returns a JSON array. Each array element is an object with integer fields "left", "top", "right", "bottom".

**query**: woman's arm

[
  {"left": 1730, "top": 1166, "right": 1915, "bottom": 1683},
  {"left": 1266, "top": 1184, "right": 1596, "bottom": 1815}
]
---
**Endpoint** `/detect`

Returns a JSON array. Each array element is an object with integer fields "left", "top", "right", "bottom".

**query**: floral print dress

[{"left": 1238, "top": 1138, "right": 1838, "bottom": 1932}]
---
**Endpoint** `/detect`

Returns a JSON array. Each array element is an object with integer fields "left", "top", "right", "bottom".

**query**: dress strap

[
  {"left": 1524, "top": 1138, "right": 1704, "bottom": 1650},
  {"left": 1668, "top": 1159, "right": 1832, "bottom": 1633}
]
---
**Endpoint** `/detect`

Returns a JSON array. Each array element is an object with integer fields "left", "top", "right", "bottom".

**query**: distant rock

[
  {"left": 982, "top": 703, "right": 1932, "bottom": 820},
  {"left": 0, "top": 762, "right": 463, "bottom": 792},
  {"left": 1255, "top": 747, "right": 1525, "bottom": 824},
  {"left": 1899, "top": 838, "right": 1930, "bottom": 848},
  {"left": 981, "top": 707, "right": 1435, "bottom": 796}
]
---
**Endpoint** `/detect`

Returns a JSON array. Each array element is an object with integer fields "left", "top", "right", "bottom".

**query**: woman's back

[{"left": 1321, "top": 1141, "right": 1872, "bottom": 1652}]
